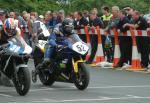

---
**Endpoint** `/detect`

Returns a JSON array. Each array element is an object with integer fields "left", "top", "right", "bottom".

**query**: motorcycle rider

[
  {"left": 32, "top": 18, "right": 80, "bottom": 81},
  {"left": 44, "top": 18, "right": 75, "bottom": 63},
  {"left": 0, "top": 18, "right": 28, "bottom": 47},
  {"left": 32, "top": 15, "right": 50, "bottom": 67},
  {"left": 0, "top": 18, "right": 29, "bottom": 86}
]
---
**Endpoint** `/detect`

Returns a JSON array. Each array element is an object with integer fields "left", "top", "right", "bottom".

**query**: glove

[
  {"left": 56, "top": 44, "right": 64, "bottom": 49},
  {"left": 56, "top": 44, "right": 65, "bottom": 52}
]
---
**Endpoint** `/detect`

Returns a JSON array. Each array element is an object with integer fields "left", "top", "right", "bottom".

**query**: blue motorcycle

[{"left": 32, "top": 34, "right": 90, "bottom": 90}]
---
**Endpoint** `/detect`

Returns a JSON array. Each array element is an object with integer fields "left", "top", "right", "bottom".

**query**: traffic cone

[
  {"left": 113, "top": 29, "right": 121, "bottom": 67},
  {"left": 84, "top": 26, "right": 91, "bottom": 62},
  {"left": 92, "top": 26, "right": 105, "bottom": 66},
  {"left": 126, "top": 29, "right": 144, "bottom": 71}
]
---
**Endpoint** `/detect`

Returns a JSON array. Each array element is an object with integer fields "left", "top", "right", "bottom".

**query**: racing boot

[
  {"left": 32, "top": 63, "right": 43, "bottom": 83},
  {"left": 42, "top": 58, "right": 51, "bottom": 67}
]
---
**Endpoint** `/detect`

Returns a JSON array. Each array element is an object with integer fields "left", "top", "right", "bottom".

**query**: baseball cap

[
  {"left": 0, "top": 9, "right": 5, "bottom": 15},
  {"left": 123, "top": 7, "right": 131, "bottom": 10},
  {"left": 59, "top": 9, "right": 64, "bottom": 13},
  {"left": 39, "top": 15, "right": 44, "bottom": 19}
]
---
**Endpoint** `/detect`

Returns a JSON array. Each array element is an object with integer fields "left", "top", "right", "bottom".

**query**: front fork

[
  {"left": 13, "top": 60, "right": 28, "bottom": 82},
  {"left": 72, "top": 57, "right": 85, "bottom": 73}
]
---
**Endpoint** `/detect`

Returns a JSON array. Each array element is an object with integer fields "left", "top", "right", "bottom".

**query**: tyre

[
  {"left": 74, "top": 63, "right": 90, "bottom": 90},
  {"left": 13, "top": 67, "right": 31, "bottom": 96},
  {"left": 39, "top": 70, "right": 55, "bottom": 86}
]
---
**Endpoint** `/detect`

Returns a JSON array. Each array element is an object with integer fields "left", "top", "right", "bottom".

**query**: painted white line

[
  {"left": 54, "top": 96, "right": 150, "bottom": 102},
  {"left": 30, "top": 88, "right": 55, "bottom": 92},
  {"left": 87, "top": 85, "right": 150, "bottom": 89},
  {"left": 8, "top": 102, "right": 17, "bottom": 103},
  {"left": 32, "top": 99, "right": 57, "bottom": 103},
  {"left": 31, "top": 85, "right": 150, "bottom": 91},
  {"left": 0, "top": 93, "right": 13, "bottom": 97},
  {"left": 31, "top": 96, "right": 150, "bottom": 103}
]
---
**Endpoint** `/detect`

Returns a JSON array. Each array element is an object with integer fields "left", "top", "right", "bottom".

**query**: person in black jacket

[
  {"left": 74, "top": 11, "right": 89, "bottom": 29},
  {"left": 89, "top": 12, "right": 104, "bottom": 28},
  {"left": 86, "top": 11, "right": 104, "bottom": 63},
  {"left": 124, "top": 10, "right": 149, "bottom": 69},
  {"left": 117, "top": 10, "right": 132, "bottom": 67}
]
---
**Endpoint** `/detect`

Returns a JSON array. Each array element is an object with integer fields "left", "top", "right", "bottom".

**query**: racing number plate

[{"left": 72, "top": 42, "right": 89, "bottom": 55}]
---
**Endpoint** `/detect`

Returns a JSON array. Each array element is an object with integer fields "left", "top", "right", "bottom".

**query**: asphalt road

[{"left": 1, "top": 60, "right": 150, "bottom": 103}]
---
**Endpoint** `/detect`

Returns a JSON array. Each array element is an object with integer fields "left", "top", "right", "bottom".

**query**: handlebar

[{"left": 56, "top": 45, "right": 68, "bottom": 52}]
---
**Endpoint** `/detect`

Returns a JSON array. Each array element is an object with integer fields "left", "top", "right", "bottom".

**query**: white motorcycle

[{"left": 0, "top": 38, "right": 32, "bottom": 96}]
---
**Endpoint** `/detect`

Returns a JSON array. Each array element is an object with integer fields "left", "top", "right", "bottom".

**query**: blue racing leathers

[{"left": 44, "top": 32, "right": 72, "bottom": 60}]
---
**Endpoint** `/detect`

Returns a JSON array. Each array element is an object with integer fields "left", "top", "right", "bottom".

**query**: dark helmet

[{"left": 62, "top": 18, "right": 74, "bottom": 36}]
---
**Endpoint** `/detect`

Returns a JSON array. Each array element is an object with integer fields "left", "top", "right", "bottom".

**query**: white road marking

[
  {"left": 31, "top": 96, "right": 150, "bottom": 103},
  {"left": 29, "top": 85, "right": 150, "bottom": 92},
  {"left": 87, "top": 85, "right": 150, "bottom": 89},
  {"left": 0, "top": 93, "right": 13, "bottom": 97},
  {"left": 30, "top": 88, "right": 55, "bottom": 92}
]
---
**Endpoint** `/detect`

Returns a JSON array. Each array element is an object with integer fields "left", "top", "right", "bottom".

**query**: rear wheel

[
  {"left": 74, "top": 63, "right": 90, "bottom": 90},
  {"left": 13, "top": 67, "right": 31, "bottom": 96}
]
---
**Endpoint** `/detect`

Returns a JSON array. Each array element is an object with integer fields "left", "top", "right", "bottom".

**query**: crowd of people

[{"left": 0, "top": 5, "right": 150, "bottom": 70}]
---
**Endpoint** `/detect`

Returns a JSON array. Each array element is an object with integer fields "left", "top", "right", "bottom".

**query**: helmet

[
  {"left": 62, "top": 18, "right": 74, "bottom": 36},
  {"left": 3, "top": 18, "right": 16, "bottom": 36}
]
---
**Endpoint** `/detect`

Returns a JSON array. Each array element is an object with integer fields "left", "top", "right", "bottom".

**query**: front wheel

[
  {"left": 39, "top": 70, "right": 55, "bottom": 86},
  {"left": 13, "top": 67, "right": 31, "bottom": 96},
  {"left": 74, "top": 63, "right": 90, "bottom": 90}
]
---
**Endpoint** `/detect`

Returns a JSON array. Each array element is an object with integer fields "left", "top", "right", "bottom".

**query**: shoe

[
  {"left": 42, "top": 59, "right": 51, "bottom": 67},
  {"left": 121, "top": 63, "right": 131, "bottom": 70}
]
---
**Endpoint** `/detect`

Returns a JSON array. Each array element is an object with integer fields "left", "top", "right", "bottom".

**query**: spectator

[
  {"left": 87, "top": 10, "right": 104, "bottom": 63},
  {"left": 123, "top": 6, "right": 134, "bottom": 22},
  {"left": 9, "top": 11, "right": 16, "bottom": 18},
  {"left": 44, "top": 11, "right": 51, "bottom": 29},
  {"left": 21, "top": 12, "right": 32, "bottom": 45},
  {"left": 124, "top": 10, "right": 149, "bottom": 69},
  {"left": 74, "top": 11, "right": 89, "bottom": 29},
  {"left": 83, "top": 10, "right": 90, "bottom": 22},
  {"left": 143, "top": 8, "right": 150, "bottom": 24},
  {"left": 39, "top": 15, "right": 44, "bottom": 22},
  {"left": 66, "top": 13, "right": 74, "bottom": 19},
  {"left": 89, "top": 10, "right": 104, "bottom": 28},
  {"left": 105, "top": 6, "right": 120, "bottom": 31},
  {"left": 9, "top": 11, "right": 19, "bottom": 28},
  {"left": 105, "top": 6, "right": 120, "bottom": 64},
  {"left": 117, "top": 10, "right": 132, "bottom": 67},
  {"left": 101, "top": 6, "right": 113, "bottom": 28},
  {"left": 73, "top": 11, "right": 78, "bottom": 28},
  {"left": 0, "top": 9, "right": 6, "bottom": 23},
  {"left": 92, "top": 8, "right": 98, "bottom": 15},
  {"left": 49, "top": 11, "right": 58, "bottom": 30},
  {"left": 57, "top": 9, "right": 65, "bottom": 23}
]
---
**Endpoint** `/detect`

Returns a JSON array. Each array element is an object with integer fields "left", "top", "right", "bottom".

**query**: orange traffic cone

[
  {"left": 126, "top": 29, "right": 144, "bottom": 71},
  {"left": 92, "top": 26, "right": 105, "bottom": 66},
  {"left": 148, "top": 30, "right": 150, "bottom": 36},
  {"left": 84, "top": 26, "right": 91, "bottom": 61},
  {"left": 113, "top": 29, "right": 121, "bottom": 67}
]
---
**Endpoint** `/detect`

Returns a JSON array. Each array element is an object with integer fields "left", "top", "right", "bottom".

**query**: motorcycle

[
  {"left": 0, "top": 38, "right": 32, "bottom": 96},
  {"left": 32, "top": 34, "right": 90, "bottom": 90},
  {"left": 33, "top": 33, "right": 49, "bottom": 67}
]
